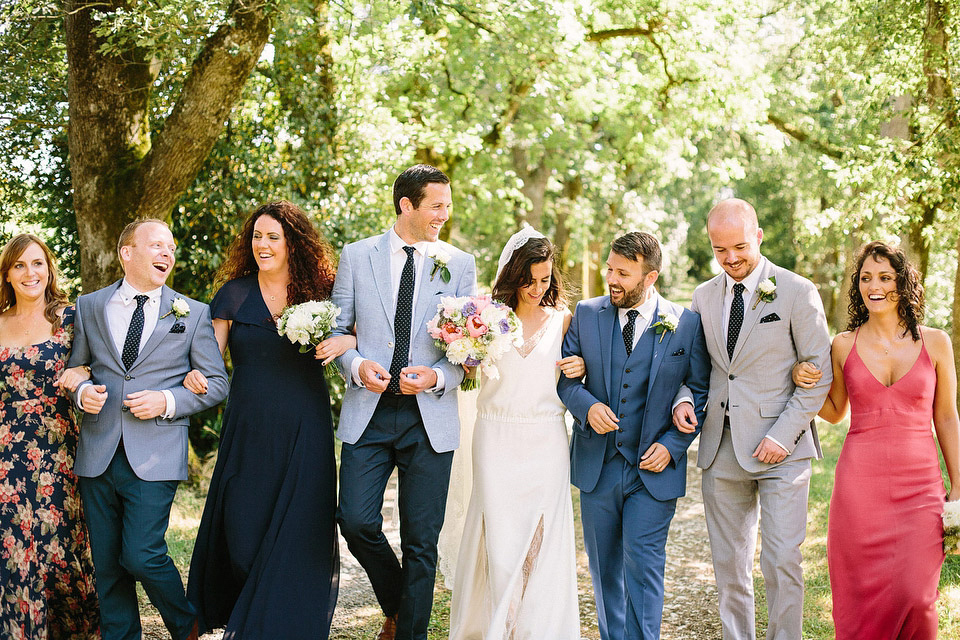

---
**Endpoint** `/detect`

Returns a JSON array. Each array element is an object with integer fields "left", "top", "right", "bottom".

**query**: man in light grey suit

[
  {"left": 673, "top": 199, "right": 831, "bottom": 640},
  {"left": 68, "top": 219, "right": 228, "bottom": 640},
  {"left": 332, "top": 164, "right": 477, "bottom": 640}
]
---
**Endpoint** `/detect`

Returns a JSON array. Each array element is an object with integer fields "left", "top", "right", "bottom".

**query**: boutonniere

[
  {"left": 753, "top": 277, "right": 777, "bottom": 310},
  {"left": 160, "top": 297, "right": 190, "bottom": 320},
  {"left": 429, "top": 248, "right": 452, "bottom": 283},
  {"left": 651, "top": 312, "right": 679, "bottom": 343}
]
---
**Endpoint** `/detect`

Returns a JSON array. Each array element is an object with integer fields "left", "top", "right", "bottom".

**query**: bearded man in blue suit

[{"left": 558, "top": 232, "right": 710, "bottom": 640}]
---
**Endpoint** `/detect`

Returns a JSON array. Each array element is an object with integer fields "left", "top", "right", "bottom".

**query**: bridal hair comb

[{"left": 495, "top": 225, "right": 546, "bottom": 280}]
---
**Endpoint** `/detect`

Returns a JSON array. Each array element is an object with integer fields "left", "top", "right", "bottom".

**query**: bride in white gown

[{"left": 445, "top": 228, "right": 584, "bottom": 640}]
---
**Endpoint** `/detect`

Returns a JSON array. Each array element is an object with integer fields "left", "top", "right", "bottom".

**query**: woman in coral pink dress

[{"left": 796, "top": 241, "right": 960, "bottom": 638}]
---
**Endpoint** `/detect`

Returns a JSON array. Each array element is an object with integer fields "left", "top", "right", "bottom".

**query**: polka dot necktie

[
  {"left": 122, "top": 295, "right": 149, "bottom": 370},
  {"left": 622, "top": 309, "right": 639, "bottom": 356},
  {"left": 387, "top": 246, "right": 416, "bottom": 393},
  {"left": 727, "top": 283, "right": 745, "bottom": 360}
]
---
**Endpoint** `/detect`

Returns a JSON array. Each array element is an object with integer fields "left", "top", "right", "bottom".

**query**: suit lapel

[
  {"left": 412, "top": 246, "right": 442, "bottom": 335},
  {"left": 646, "top": 297, "right": 671, "bottom": 401},
  {"left": 133, "top": 286, "right": 176, "bottom": 368},
  {"left": 730, "top": 262, "right": 775, "bottom": 363},
  {"left": 92, "top": 280, "right": 124, "bottom": 370},
  {"left": 597, "top": 299, "right": 616, "bottom": 400},
  {"left": 707, "top": 275, "right": 727, "bottom": 365},
  {"left": 370, "top": 233, "right": 394, "bottom": 322}
]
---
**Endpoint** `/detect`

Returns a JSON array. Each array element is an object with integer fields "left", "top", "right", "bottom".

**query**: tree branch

[
  {"left": 586, "top": 26, "right": 654, "bottom": 42},
  {"left": 767, "top": 114, "right": 844, "bottom": 159}
]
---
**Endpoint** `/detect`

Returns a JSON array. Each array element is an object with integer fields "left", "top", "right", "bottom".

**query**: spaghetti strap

[{"left": 852, "top": 326, "right": 861, "bottom": 346}]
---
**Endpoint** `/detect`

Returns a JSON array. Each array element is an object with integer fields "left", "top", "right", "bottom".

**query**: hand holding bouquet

[
  {"left": 277, "top": 300, "right": 341, "bottom": 354},
  {"left": 427, "top": 295, "right": 523, "bottom": 390}
]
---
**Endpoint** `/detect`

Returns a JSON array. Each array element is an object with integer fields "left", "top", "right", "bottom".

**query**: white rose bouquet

[
  {"left": 277, "top": 300, "right": 341, "bottom": 355},
  {"left": 426, "top": 294, "right": 523, "bottom": 390},
  {"left": 944, "top": 500, "right": 960, "bottom": 554}
]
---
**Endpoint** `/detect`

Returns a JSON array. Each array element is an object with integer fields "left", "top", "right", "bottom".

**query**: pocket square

[
  {"left": 169, "top": 322, "right": 186, "bottom": 334},
  {"left": 760, "top": 313, "right": 781, "bottom": 323},
  {"left": 671, "top": 348, "right": 686, "bottom": 356}
]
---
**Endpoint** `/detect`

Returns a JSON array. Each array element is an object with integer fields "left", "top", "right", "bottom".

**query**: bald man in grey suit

[{"left": 673, "top": 199, "right": 831, "bottom": 640}]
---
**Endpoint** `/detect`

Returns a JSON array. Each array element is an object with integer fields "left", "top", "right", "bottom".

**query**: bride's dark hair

[
  {"left": 847, "top": 241, "right": 924, "bottom": 340},
  {"left": 492, "top": 237, "right": 567, "bottom": 310}
]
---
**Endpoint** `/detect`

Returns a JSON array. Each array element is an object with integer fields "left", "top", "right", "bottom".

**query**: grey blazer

[
  {"left": 691, "top": 260, "right": 832, "bottom": 473},
  {"left": 68, "top": 281, "right": 229, "bottom": 481},
  {"left": 332, "top": 232, "right": 477, "bottom": 452}
]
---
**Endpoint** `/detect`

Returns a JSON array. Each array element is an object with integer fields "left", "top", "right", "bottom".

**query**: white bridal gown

[{"left": 447, "top": 308, "right": 580, "bottom": 640}]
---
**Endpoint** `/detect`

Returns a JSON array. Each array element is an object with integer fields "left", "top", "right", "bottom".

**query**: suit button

[
  {"left": 388, "top": 341, "right": 394, "bottom": 348},
  {"left": 625, "top": 368, "right": 631, "bottom": 373},
  {"left": 729, "top": 374, "right": 736, "bottom": 380},
  {"left": 623, "top": 383, "right": 629, "bottom": 389},
  {"left": 121, "top": 405, "right": 129, "bottom": 412},
  {"left": 621, "top": 399, "right": 627, "bottom": 404},
  {"left": 619, "top": 413, "right": 625, "bottom": 419},
  {"left": 720, "top": 401, "right": 725, "bottom": 408},
  {"left": 617, "top": 441, "right": 623, "bottom": 447},
  {"left": 124, "top": 375, "right": 132, "bottom": 381}
]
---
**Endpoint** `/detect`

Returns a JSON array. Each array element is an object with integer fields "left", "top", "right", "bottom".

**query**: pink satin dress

[{"left": 827, "top": 329, "right": 945, "bottom": 639}]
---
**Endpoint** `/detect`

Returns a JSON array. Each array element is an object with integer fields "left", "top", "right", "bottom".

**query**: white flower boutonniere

[
  {"left": 651, "top": 312, "right": 679, "bottom": 343},
  {"left": 161, "top": 297, "right": 190, "bottom": 320},
  {"left": 753, "top": 277, "right": 777, "bottom": 310},
  {"left": 429, "top": 248, "right": 452, "bottom": 283}
]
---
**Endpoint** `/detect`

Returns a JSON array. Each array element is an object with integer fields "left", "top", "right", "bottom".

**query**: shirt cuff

[
  {"left": 764, "top": 435, "right": 788, "bottom": 452},
  {"left": 430, "top": 368, "right": 445, "bottom": 393},
  {"left": 161, "top": 390, "right": 176, "bottom": 420},
  {"left": 351, "top": 358, "right": 366, "bottom": 387},
  {"left": 76, "top": 381, "right": 92, "bottom": 412},
  {"left": 671, "top": 394, "right": 694, "bottom": 412}
]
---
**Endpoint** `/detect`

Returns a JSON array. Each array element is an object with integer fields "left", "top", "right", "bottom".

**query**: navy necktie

[
  {"left": 122, "top": 295, "right": 149, "bottom": 370},
  {"left": 387, "top": 246, "right": 416, "bottom": 393},
  {"left": 727, "top": 283, "right": 745, "bottom": 360},
  {"left": 622, "top": 309, "right": 640, "bottom": 356}
]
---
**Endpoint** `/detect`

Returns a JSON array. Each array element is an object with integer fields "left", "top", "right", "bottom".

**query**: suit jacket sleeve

[
  {"left": 657, "top": 312, "right": 710, "bottom": 462},
  {"left": 66, "top": 294, "right": 92, "bottom": 407},
  {"left": 331, "top": 242, "right": 362, "bottom": 387},
  {"left": 764, "top": 277, "right": 832, "bottom": 450},
  {"left": 168, "top": 303, "right": 229, "bottom": 417},
  {"left": 557, "top": 302, "right": 602, "bottom": 432}
]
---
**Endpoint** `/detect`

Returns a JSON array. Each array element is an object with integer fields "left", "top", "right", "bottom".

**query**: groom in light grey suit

[
  {"left": 332, "top": 164, "right": 476, "bottom": 640},
  {"left": 68, "top": 219, "right": 228, "bottom": 640},
  {"left": 673, "top": 199, "right": 831, "bottom": 640}
]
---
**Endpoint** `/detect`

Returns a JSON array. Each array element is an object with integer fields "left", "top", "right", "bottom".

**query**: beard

[{"left": 610, "top": 282, "right": 647, "bottom": 309}]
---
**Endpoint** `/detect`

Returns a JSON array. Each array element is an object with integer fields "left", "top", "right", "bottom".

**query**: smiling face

[
  {"left": 707, "top": 202, "right": 763, "bottom": 282},
  {"left": 606, "top": 251, "right": 657, "bottom": 309},
  {"left": 119, "top": 222, "right": 176, "bottom": 292},
  {"left": 5, "top": 242, "right": 50, "bottom": 304},
  {"left": 858, "top": 255, "right": 899, "bottom": 313},
  {"left": 252, "top": 215, "right": 289, "bottom": 275},
  {"left": 517, "top": 260, "right": 553, "bottom": 311},
  {"left": 395, "top": 182, "right": 453, "bottom": 244}
]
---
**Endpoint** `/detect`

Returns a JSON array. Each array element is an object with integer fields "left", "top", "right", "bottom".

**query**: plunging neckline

[
  {"left": 516, "top": 309, "right": 554, "bottom": 358},
  {"left": 852, "top": 340, "right": 927, "bottom": 390}
]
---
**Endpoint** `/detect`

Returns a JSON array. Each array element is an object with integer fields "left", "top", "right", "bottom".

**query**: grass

[{"left": 144, "top": 421, "right": 960, "bottom": 639}]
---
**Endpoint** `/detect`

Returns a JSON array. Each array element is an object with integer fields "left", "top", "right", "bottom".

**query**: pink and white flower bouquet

[{"left": 427, "top": 294, "right": 523, "bottom": 390}]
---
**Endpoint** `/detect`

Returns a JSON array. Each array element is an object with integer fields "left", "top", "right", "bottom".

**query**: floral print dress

[{"left": 0, "top": 307, "right": 100, "bottom": 639}]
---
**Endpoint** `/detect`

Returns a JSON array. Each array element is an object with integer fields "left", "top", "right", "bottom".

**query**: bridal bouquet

[
  {"left": 277, "top": 300, "right": 341, "bottom": 354},
  {"left": 944, "top": 500, "right": 960, "bottom": 554},
  {"left": 427, "top": 294, "right": 523, "bottom": 390}
]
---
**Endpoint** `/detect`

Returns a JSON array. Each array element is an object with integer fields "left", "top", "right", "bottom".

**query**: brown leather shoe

[
  {"left": 377, "top": 614, "right": 398, "bottom": 640},
  {"left": 185, "top": 619, "right": 200, "bottom": 640}
]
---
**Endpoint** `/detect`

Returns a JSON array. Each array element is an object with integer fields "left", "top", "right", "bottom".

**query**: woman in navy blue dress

[{"left": 187, "top": 201, "right": 352, "bottom": 639}]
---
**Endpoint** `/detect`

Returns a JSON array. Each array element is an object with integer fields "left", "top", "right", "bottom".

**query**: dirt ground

[{"left": 142, "top": 441, "right": 723, "bottom": 639}]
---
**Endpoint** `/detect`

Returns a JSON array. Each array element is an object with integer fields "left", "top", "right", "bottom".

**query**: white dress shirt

[
  {"left": 351, "top": 228, "right": 446, "bottom": 391},
  {"left": 618, "top": 294, "right": 658, "bottom": 351},
  {"left": 721, "top": 256, "right": 768, "bottom": 339},
  {"left": 77, "top": 279, "right": 176, "bottom": 417}
]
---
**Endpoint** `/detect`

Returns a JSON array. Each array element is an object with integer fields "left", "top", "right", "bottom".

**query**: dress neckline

[
  {"left": 516, "top": 309, "right": 556, "bottom": 359},
  {"left": 851, "top": 333, "right": 928, "bottom": 390}
]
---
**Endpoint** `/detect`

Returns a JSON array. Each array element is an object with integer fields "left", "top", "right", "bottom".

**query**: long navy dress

[{"left": 187, "top": 276, "right": 338, "bottom": 639}]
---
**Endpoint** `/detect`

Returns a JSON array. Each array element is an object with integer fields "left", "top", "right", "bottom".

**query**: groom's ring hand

[
  {"left": 587, "top": 402, "right": 619, "bottom": 434},
  {"left": 639, "top": 443, "right": 671, "bottom": 472}
]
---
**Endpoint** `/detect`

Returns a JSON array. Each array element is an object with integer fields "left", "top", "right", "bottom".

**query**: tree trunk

[
  {"left": 65, "top": 0, "right": 274, "bottom": 290},
  {"left": 510, "top": 146, "right": 550, "bottom": 230}
]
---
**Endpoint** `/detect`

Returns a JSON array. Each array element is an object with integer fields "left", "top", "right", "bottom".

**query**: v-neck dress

[
  {"left": 827, "top": 329, "right": 945, "bottom": 639},
  {"left": 448, "top": 309, "right": 579, "bottom": 640},
  {"left": 187, "top": 275, "right": 338, "bottom": 639}
]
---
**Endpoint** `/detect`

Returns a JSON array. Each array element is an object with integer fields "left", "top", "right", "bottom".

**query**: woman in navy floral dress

[{"left": 0, "top": 234, "right": 100, "bottom": 639}]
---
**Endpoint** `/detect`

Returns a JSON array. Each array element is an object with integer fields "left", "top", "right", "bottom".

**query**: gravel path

[{"left": 146, "top": 441, "right": 723, "bottom": 639}]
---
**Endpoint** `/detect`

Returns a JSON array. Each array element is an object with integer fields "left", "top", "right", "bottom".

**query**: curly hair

[
  {"left": 216, "top": 201, "right": 336, "bottom": 304},
  {"left": 847, "top": 241, "right": 924, "bottom": 340},
  {"left": 492, "top": 237, "right": 568, "bottom": 310},
  {"left": 0, "top": 234, "right": 69, "bottom": 328}
]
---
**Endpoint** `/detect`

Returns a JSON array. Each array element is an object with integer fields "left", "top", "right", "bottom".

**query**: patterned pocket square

[
  {"left": 760, "top": 313, "right": 781, "bottom": 324},
  {"left": 169, "top": 322, "right": 186, "bottom": 334},
  {"left": 671, "top": 348, "right": 685, "bottom": 356}
]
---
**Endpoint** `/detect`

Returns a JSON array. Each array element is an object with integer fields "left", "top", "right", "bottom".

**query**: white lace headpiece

[{"left": 495, "top": 225, "right": 546, "bottom": 280}]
